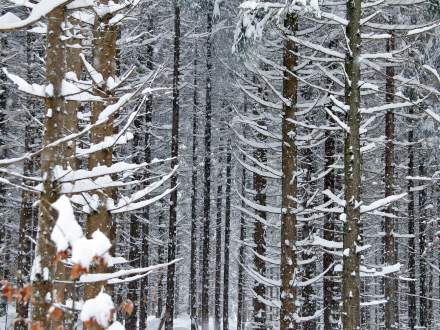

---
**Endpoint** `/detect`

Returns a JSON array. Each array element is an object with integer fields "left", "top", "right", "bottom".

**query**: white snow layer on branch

[
  {"left": 79, "top": 259, "right": 182, "bottom": 283},
  {"left": 50, "top": 195, "right": 83, "bottom": 252},
  {"left": 0, "top": 0, "right": 70, "bottom": 32},
  {"left": 80, "top": 291, "right": 119, "bottom": 329},
  {"left": 71, "top": 230, "right": 112, "bottom": 269},
  {"left": 360, "top": 193, "right": 406, "bottom": 214}
]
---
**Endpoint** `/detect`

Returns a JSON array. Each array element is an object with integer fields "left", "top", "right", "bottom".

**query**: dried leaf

[
  {"left": 2, "top": 281, "right": 15, "bottom": 303},
  {"left": 48, "top": 306, "right": 63, "bottom": 321},
  {"left": 120, "top": 299, "right": 134, "bottom": 316},
  {"left": 30, "top": 322, "right": 44, "bottom": 330},
  {"left": 70, "top": 264, "right": 87, "bottom": 280}
]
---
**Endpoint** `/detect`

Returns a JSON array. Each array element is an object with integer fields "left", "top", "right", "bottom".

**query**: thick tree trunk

[
  {"left": 222, "top": 134, "right": 232, "bottom": 330},
  {"left": 280, "top": 11, "right": 298, "bottom": 330},
  {"left": 201, "top": 2, "right": 214, "bottom": 328},
  {"left": 190, "top": 47, "right": 199, "bottom": 330},
  {"left": 384, "top": 30, "right": 398, "bottom": 330},
  {"left": 214, "top": 154, "right": 223, "bottom": 330},
  {"left": 33, "top": 5, "right": 66, "bottom": 326},
  {"left": 85, "top": 0, "right": 119, "bottom": 300},
  {"left": 342, "top": 0, "right": 362, "bottom": 328},
  {"left": 165, "top": 2, "right": 181, "bottom": 328}
]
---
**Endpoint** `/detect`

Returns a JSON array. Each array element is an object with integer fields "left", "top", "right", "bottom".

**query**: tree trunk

[
  {"left": 280, "top": 11, "right": 298, "bottom": 330},
  {"left": 165, "top": 1, "right": 181, "bottom": 328},
  {"left": 236, "top": 97, "right": 248, "bottom": 330},
  {"left": 190, "top": 46, "right": 199, "bottom": 330},
  {"left": 384, "top": 30, "right": 398, "bottom": 330},
  {"left": 201, "top": 1, "right": 214, "bottom": 328},
  {"left": 342, "top": 0, "right": 362, "bottom": 328},
  {"left": 222, "top": 133, "right": 232, "bottom": 330},
  {"left": 33, "top": 5, "right": 66, "bottom": 326},
  {"left": 419, "top": 159, "right": 427, "bottom": 328},
  {"left": 407, "top": 105, "right": 416, "bottom": 330},
  {"left": 85, "top": 0, "right": 119, "bottom": 300},
  {"left": 139, "top": 13, "right": 154, "bottom": 329},
  {"left": 214, "top": 153, "right": 223, "bottom": 330}
]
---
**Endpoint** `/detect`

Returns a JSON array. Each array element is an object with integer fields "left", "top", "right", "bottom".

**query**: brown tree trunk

[
  {"left": 165, "top": 1, "right": 181, "bottom": 328},
  {"left": 33, "top": 5, "right": 66, "bottom": 326},
  {"left": 85, "top": 0, "right": 119, "bottom": 300},
  {"left": 280, "top": 11, "right": 299, "bottom": 330},
  {"left": 342, "top": 0, "right": 362, "bottom": 328}
]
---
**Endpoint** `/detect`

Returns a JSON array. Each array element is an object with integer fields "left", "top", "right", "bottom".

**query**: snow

[
  {"left": 80, "top": 291, "right": 115, "bottom": 328},
  {"left": 50, "top": 196, "right": 83, "bottom": 252},
  {"left": 71, "top": 230, "right": 112, "bottom": 269},
  {"left": 0, "top": 0, "right": 70, "bottom": 31}
]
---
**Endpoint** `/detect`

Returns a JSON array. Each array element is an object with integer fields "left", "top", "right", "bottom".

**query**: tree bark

[
  {"left": 222, "top": 133, "right": 232, "bottom": 330},
  {"left": 33, "top": 5, "right": 66, "bottom": 326},
  {"left": 85, "top": 0, "right": 119, "bottom": 300},
  {"left": 407, "top": 105, "right": 416, "bottom": 330},
  {"left": 165, "top": 1, "right": 181, "bottom": 328},
  {"left": 201, "top": 1, "right": 214, "bottom": 328},
  {"left": 214, "top": 153, "right": 223, "bottom": 330},
  {"left": 280, "top": 11, "right": 299, "bottom": 330},
  {"left": 190, "top": 46, "right": 199, "bottom": 330},
  {"left": 342, "top": 0, "right": 362, "bottom": 328},
  {"left": 384, "top": 30, "right": 398, "bottom": 330}
]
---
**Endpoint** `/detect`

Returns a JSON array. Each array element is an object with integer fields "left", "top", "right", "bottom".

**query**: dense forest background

[{"left": 1, "top": 0, "right": 440, "bottom": 329}]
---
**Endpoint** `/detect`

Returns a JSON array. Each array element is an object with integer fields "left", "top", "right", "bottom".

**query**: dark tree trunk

[
  {"left": 342, "top": 0, "right": 362, "bottom": 328},
  {"left": 190, "top": 46, "right": 199, "bottom": 330},
  {"left": 384, "top": 30, "right": 398, "bottom": 330},
  {"left": 222, "top": 133, "right": 232, "bottom": 330},
  {"left": 214, "top": 153, "right": 223, "bottom": 330},
  {"left": 407, "top": 105, "right": 416, "bottom": 330},
  {"left": 201, "top": 1, "right": 214, "bottom": 328},
  {"left": 165, "top": 1, "right": 181, "bottom": 329}
]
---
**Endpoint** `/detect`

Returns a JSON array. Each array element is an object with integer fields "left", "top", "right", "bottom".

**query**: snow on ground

[{"left": 147, "top": 315, "right": 237, "bottom": 330}]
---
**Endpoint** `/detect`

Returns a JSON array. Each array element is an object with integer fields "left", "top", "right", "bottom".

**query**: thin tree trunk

[
  {"left": 190, "top": 46, "right": 199, "bottom": 330},
  {"left": 165, "top": 1, "right": 181, "bottom": 328},
  {"left": 201, "top": 1, "right": 214, "bottom": 328},
  {"left": 323, "top": 109, "right": 338, "bottom": 329},
  {"left": 236, "top": 97, "right": 248, "bottom": 330},
  {"left": 33, "top": 5, "right": 66, "bottom": 326},
  {"left": 342, "top": 0, "right": 362, "bottom": 328},
  {"left": 280, "top": 10, "right": 298, "bottom": 330},
  {"left": 15, "top": 32, "right": 37, "bottom": 330},
  {"left": 222, "top": 133, "right": 232, "bottom": 330},
  {"left": 139, "top": 14, "right": 154, "bottom": 328},
  {"left": 214, "top": 154, "right": 223, "bottom": 330},
  {"left": 384, "top": 30, "right": 398, "bottom": 330},
  {"left": 407, "top": 105, "right": 416, "bottom": 330},
  {"left": 419, "top": 159, "right": 427, "bottom": 328}
]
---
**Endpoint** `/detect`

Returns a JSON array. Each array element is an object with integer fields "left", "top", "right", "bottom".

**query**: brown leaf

[
  {"left": 120, "top": 299, "right": 134, "bottom": 316},
  {"left": 48, "top": 306, "right": 63, "bottom": 321},
  {"left": 30, "top": 322, "right": 44, "bottom": 330},
  {"left": 2, "top": 281, "right": 15, "bottom": 303},
  {"left": 70, "top": 264, "right": 87, "bottom": 280},
  {"left": 54, "top": 251, "right": 69, "bottom": 264}
]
